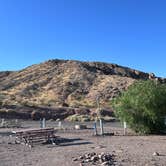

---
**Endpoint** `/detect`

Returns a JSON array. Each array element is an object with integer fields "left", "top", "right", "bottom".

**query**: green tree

[{"left": 112, "top": 80, "right": 166, "bottom": 134}]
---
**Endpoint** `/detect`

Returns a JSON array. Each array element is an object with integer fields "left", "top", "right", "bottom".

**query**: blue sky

[{"left": 0, "top": 0, "right": 166, "bottom": 77}]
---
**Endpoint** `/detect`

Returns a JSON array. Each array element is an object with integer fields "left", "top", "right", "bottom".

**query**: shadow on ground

[{"left": 52, "top": 137, "right": 93, "bottom": 147}]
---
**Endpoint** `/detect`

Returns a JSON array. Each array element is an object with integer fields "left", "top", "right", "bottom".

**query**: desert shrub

[
  {"left": 112, "top": 80, "right": 166, "bottom": 134},
  {"left": 31, "top": 111, "right": 42, "bottom": 120},
  {"left": 101, "top": 116, "right": 116, "bottom": 122},
  {"left": 66, "top": 114, "right": 115, "bottom": 122},
  {"left": 66, "top": 114, "right": 91, "bottom": 122}
]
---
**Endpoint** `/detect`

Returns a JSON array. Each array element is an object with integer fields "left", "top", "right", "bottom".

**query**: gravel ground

[{"left": 0, "top": 120, "right": 166, "bottom": 166}]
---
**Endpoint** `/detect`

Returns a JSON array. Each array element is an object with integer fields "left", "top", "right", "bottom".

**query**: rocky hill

[{"left": 0, "top": 59, "right": 165, "bottom": 119}]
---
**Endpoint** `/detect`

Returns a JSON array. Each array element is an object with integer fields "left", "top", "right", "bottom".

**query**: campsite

[{"left": 0, "top": 120, "right": 166, "bottom": 166}]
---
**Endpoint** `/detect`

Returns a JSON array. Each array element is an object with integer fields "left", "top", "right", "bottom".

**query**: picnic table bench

[{"left": 12, "top": 127, "right": 58, "bottom": 146}]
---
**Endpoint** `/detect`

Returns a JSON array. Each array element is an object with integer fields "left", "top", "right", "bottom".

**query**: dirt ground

[{"left": 0, "top": 120, "right": 166, "bottom": 166}]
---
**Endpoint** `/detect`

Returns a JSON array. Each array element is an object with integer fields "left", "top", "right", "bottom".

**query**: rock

[
  {"left": 85, "top": 153, "right": 90, "bottom": 159},
  {"left": 101, "top": 161, "right": 109, "bottom": 165},
  {"left": 75, "top": 124, "right": 87, "bottom": 130},
  {"left": 95, "top": 145, "right": 106, "bottom": 149},
  {"left": 79, "top": 156, "right": 83, "bottom": 160},
  {"left": 153, "top": 152, "right": 159, "bottom": 156},
  {"left": 91, "top": 152, "right": 96, "bottom": 156},
  {"left": 115, "top": 149, "right": 123, "bottom": 153},
  {"left": 98, "top": 154, "right": 102, "bottom": 159},
  {"left": 73, "top": 152, "right": 114, "bottom": 165},
  {"left": 85, "top": 159, "right": 91, "bottom": 162},
  {"left": 73, "top": 158, "right": 78, "bottom": 161},
  {"left": 56, "top": 118, "right": 60, "bottom": 121},
  {"left": 91, "top": 156, "right": 98, "bottom": 162},
  {"left": 101, "top": 152, "right": 105, "bottom": 155}
]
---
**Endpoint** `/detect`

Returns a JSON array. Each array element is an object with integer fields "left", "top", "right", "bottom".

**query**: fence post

[
  {"left": 58, "top": 121, "right": 62, "bottom": 129},
  {"left": 123, "top": 121, "right": 127, "bottom": 135},
  {"left": 40, "top": 118, "right": 46, "bottom": 128},
  {"left": 99, "top": 119, "right": 104, "bottom": 135},
  {"left": 93, "top": 122, "right": 98, "bottom": 135},
  {"left": 42, "top": 118, "right": 46, "bottom": 128},
  {"left": 1, "top": 118, "right": 5, "bottom": 127}
]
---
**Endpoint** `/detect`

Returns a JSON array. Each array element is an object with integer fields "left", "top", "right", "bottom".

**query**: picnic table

[{"left": 12, "top": 127, "right": 58, "bottom": 146}]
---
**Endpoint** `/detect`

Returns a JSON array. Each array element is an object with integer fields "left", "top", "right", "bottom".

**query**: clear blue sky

[{"left": 0, "top": 0, "right": 166, "bottom": 77}]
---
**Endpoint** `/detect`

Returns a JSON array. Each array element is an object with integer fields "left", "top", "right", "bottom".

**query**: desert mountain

[{"left": 0, "top": 59, "right": 165, "bottom": 119}]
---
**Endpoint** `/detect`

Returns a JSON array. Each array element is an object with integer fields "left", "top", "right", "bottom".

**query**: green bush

[{"left": 112, "top": 80, "right": 166, "bottom": 134}]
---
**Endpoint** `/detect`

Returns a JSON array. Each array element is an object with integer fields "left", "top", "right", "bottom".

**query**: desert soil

[{"left": 0, "top": 120, "right": 166, "bottom": 166}]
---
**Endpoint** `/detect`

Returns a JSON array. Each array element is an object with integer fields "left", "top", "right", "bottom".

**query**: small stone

[
  {"left": 82, "top": 159, "right": 91, "bottom": 163},
  {"left": 79, "top": 156, "right": 83, "bottom": 159},
  {"left": 91, "top": 156, "right": 98, "bottom": 162},
  {"left": 101, "top": 152, "right": 105, "bottom": 155},
  {"left": 101, "top": 161, "right": 109, "bottom": 166},
  {"left": 98, "top": 154, "right": 102, "bottom": 159},
  {"left": 153, "top": 152, "right": 159, "bottom": 156},
  {"left": 91, "top": 152, "right": 96, "bottom": 156},
  {"left": 73, "top": 158, "right": 78, "bottom": 161},
  {"left": 85, "top": 154, "right": 90, "bottom": 159},
  {"left": 95, "top": 145, "right": 106, "bottom": 149},
  {"left": 75, "top": 124, "right": 87, "bottom": 130},
  {"left": 115, "top": 150, "right": 123, "bottom": 153}
]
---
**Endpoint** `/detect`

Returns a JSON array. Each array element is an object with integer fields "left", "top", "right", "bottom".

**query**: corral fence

[{"left": 0, "top": 118, "right": 21, "bottom": 128}]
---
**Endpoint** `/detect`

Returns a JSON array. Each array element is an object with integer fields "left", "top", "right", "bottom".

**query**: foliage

[
  {"left": 66, "top": 114, "right": 115, "bottom": 122},
  {"left": 112, "top": 80, "right": 166, "bottom": 134},
  {"left": 66, "top": 114, "right": 91, "bottom": 122}
]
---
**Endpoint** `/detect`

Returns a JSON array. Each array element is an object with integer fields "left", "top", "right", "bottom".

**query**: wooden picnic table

[{"left": 12, "top": 127, "right": 58, "bottom": 146}]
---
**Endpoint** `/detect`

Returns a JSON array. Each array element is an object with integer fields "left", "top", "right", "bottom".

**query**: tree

[{"left": 112, "top": 80, "right": 166, "bottom": 134}]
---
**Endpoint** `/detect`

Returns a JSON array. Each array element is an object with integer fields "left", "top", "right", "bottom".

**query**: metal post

[
  {"left": 58, "top": 121, "right": 62, "bottom": 129},
  {"left": 42, "top": 118, "right": 46, "bottom": 128},
  {"left": 93, "top": 122, "right": 98, "bottom": 135},
  {"left": 123, "top": 121, "right": 127, "bottom": 135},
  {"left": 1, "top": 118, "right": 5, "bottom": 127},
  {"left": 99, "top": 119, "right": 104, "bottom": 135},
  {"left": 96, "top": 96, "right": 104, "bottom": 136}
]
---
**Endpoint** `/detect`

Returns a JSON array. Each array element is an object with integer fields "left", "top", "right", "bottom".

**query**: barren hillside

[{"left": 0, "top": 59, "right": 165, "bottom": 119}]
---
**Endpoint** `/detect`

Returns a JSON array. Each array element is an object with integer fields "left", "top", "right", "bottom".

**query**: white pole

[
  {"left": 123, "top": 121, "right": 127, "bottom": 135},
  {"left": 100, "top": 119, "right": 104, "bottom": 135},
  {"left": 58, "top": 121, "right": 62, "bottom": 129},
  {"left": 1, "top": 118, "right": 5, "bottom": 127},
  {"left": 42, "top": 118, "right": 46, "bottom": 128},
  {"left": 93, "top": 122, "right": 97, "bottom": 135}
]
